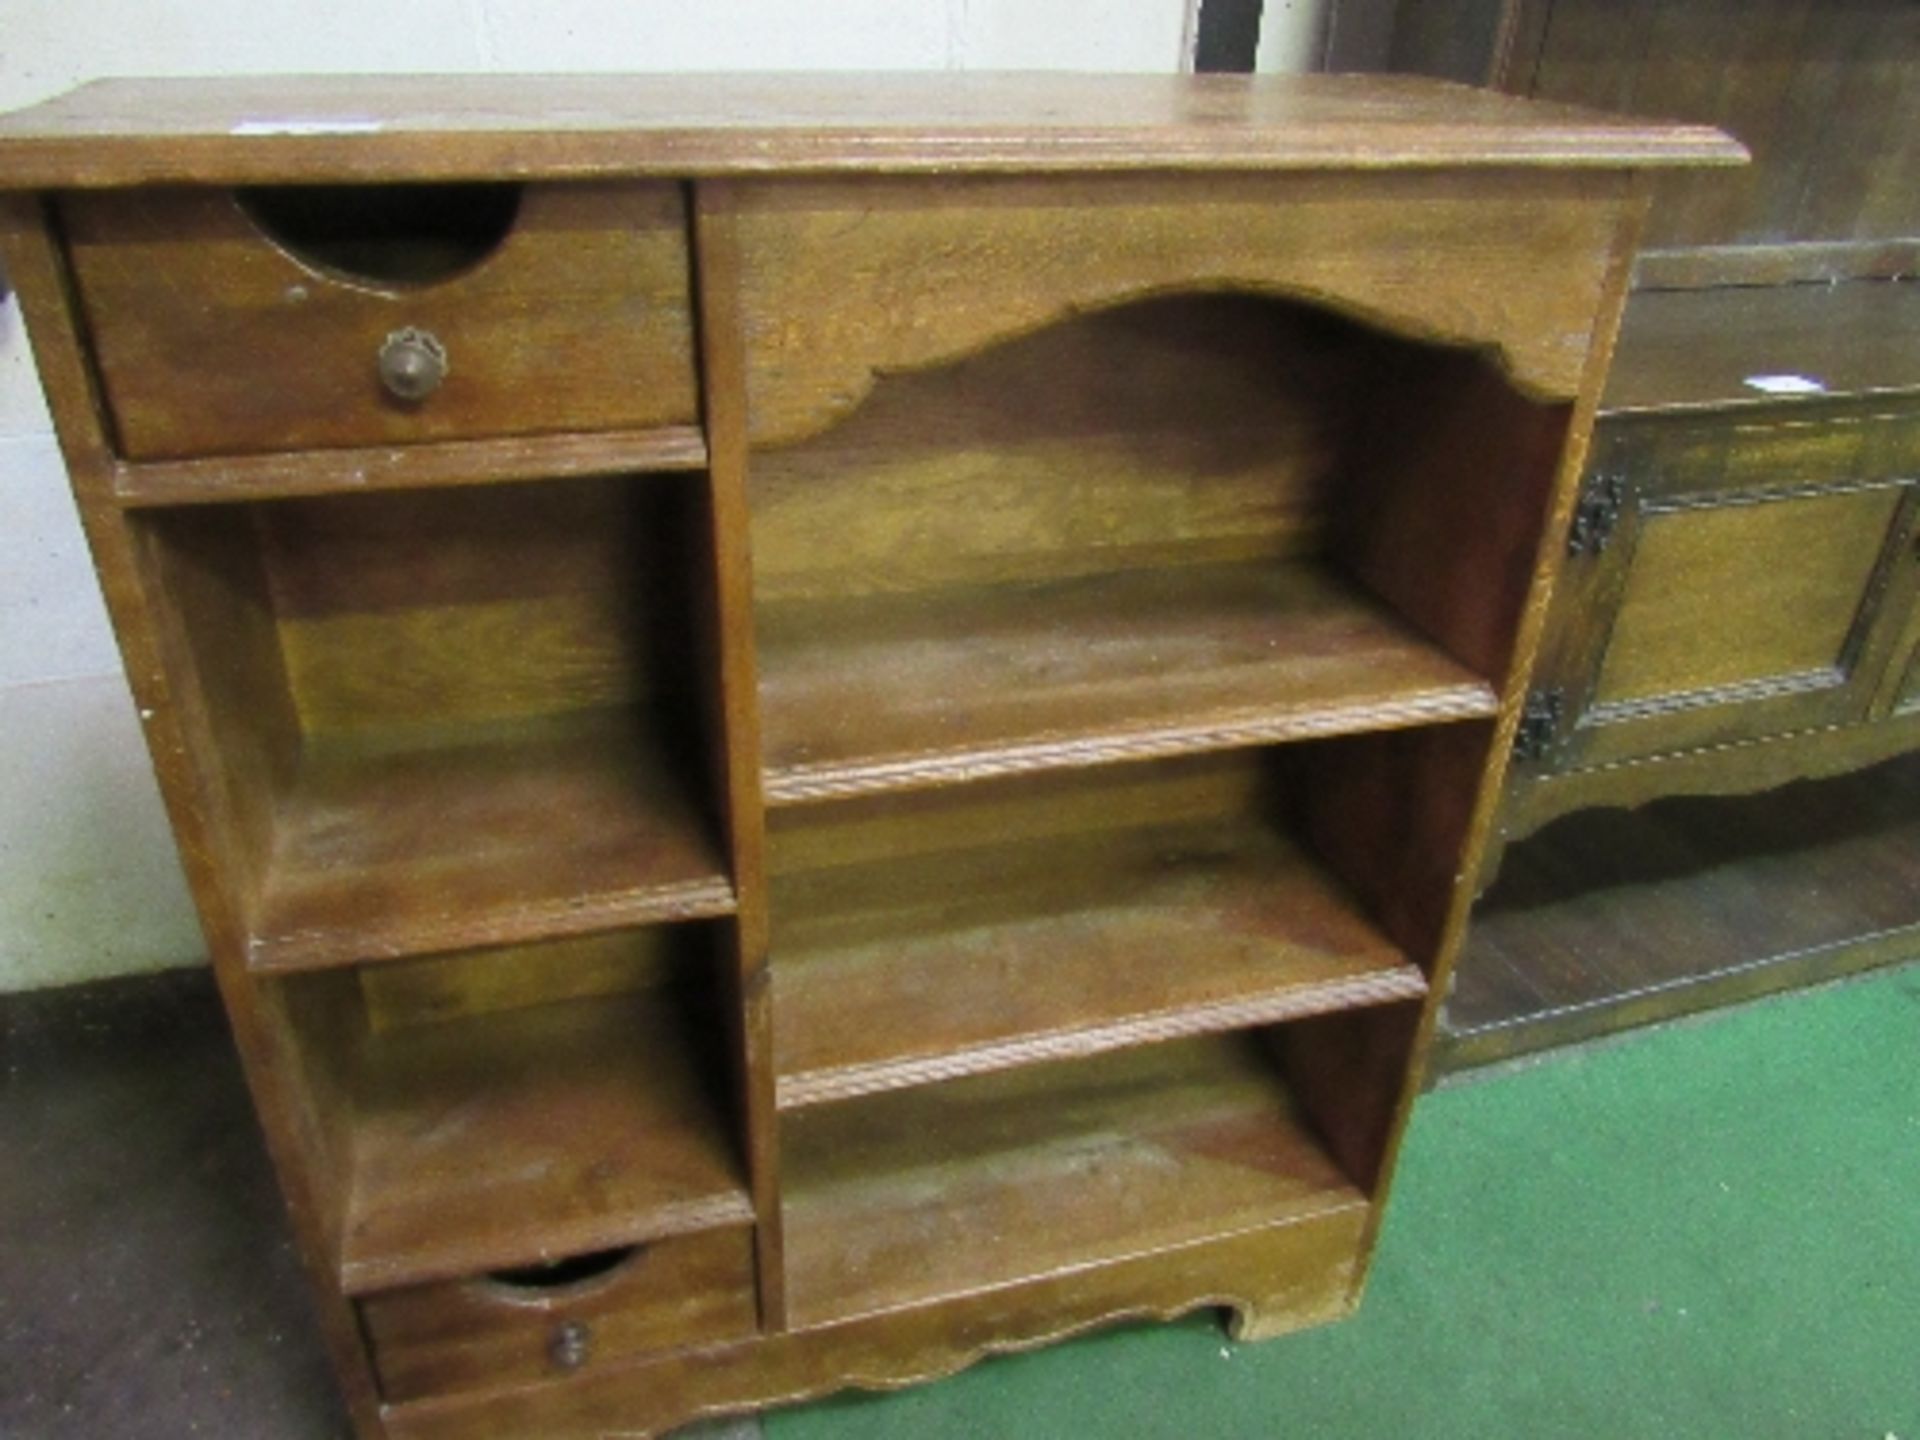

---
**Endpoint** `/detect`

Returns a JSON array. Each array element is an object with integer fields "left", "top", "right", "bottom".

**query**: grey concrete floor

[
  {"left": 1, "top": 968, "right": 348, "bottom": 1438},
  {"left": 0, "top": 968, "right": 765, "bottom": 1440}
]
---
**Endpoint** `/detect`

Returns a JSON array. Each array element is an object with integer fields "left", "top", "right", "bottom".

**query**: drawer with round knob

[
  {"left": 59, "top": 180, "right": 699, "bottom": 460},
  {"left": 358, "top": 1226, "right": 758, "bottom": 1403}
]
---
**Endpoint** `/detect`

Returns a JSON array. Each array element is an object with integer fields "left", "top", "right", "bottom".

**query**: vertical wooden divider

[
  {"left": 688, "top": 180, "right": 787, "bottom": 1329},
  {"left": 0, "top": 195, "right": 390, "bottom": 1435}
]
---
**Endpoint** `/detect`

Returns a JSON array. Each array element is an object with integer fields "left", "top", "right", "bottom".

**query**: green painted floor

[{"left": 766, "top": 962, "right": 1920, "bottom": 1440}]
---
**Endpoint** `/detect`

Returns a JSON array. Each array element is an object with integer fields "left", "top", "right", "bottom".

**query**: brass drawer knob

[
  {"left": 378, "top": 327, "right": 448, "bottom": 403},
  {"left": 549, "top": 1319, "right": 592, "bottom": 1372}
]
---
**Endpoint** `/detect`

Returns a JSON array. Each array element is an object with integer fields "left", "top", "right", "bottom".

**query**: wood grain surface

[
  {"left": 140, "top": 474, "right": 738, "bottom": 971},
  {"left": 1521, "top": 405, "right": 1919, "bottom": 775},
  {"left": 114, "top": 426, "right": 708, "bottom": 509},
  {"left": 355, "top": 927, "right": 687, "bottom": 1034},
  {"left": 781, "top": 1033, "right": 1366, "bottom": 1329},
  {"left": 689, "top": 183, "right": 790, "bottom": 1329},
  {"left": 337, "top": 988, "right": 755, "bottom": 1295},
  {"left": 1602, "top": 280, "right": 1920, "bottom": 416},
  {"left": 1528, "top": 0, "right": 1918, "bottom": 258},
  {"left": 380, "top": 1212, "right": 1365, "bottom": 1440},
  {"left": 732, "top": 171, "right": 1630, "bottom": 439},
  {"left": 747, "top": 294, "right": 1360, "bottom": 601},
  {"left": 0, "top": 73, "right": 1741, "bottom": 189},
  {"left": 1392, "top": 0, "right": 1909, "bottom": 279},
  {"left": 64, "top": 183, "right": 697, "bottom": 460},
  {"left": 771, "top": 811, "right": 1423, "bottom": 1108},
  {"left": 362, "top": 1227, "right": 759, "bottom": 1403},
  {"left": 757, "top": 560, "right": 1498, "bottom": 804},
  {"left": 1446, "top": 750, "right": 1920, "bottom": 1070},
  {"left": 1593, "top": 486, "right": 1905, "bottom": 706},
  {"left": 251, "top": 710, "right": 734, "bottom": 971}
]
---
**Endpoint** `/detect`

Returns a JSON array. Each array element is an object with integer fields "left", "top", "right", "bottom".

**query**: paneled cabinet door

[{"left": 1518, "top": 404, "right": 1920, "bottom": 774}]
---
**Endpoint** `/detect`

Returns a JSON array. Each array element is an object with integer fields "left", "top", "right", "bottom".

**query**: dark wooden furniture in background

[
  {"left": 1372, "top": 0, "right": 1920, "bottom": 1071},
  {"left": 0, "top": 75, "right": 1733, "bottom": 1438}
]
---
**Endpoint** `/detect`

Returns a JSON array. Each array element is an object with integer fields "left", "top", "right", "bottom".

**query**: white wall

[{"left": 0, "top": 0, "right": 1328, "bottom": 991}]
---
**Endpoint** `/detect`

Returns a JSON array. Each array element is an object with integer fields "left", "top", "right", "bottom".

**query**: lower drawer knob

[
  {"left": 378, "top": 327, "right": 449, "bottom": 403},
  {"left": 549, "top": 1319, "right": 593, "bottom": 1372}
]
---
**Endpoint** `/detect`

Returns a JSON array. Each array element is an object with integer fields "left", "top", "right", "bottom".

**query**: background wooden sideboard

[{"left": 1364, "top": 0, "right": 1920, "bottom": 1070}]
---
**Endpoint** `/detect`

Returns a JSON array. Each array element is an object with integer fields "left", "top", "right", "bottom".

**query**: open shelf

[
  {"left": 745, "top": 292, "right": 1552, "bottom": 806},
  {"left": 143, "top": 473, "right": 729, "bottom": 970},
  {"left": 781, "top": 1031, "right": 1367, "bottom": 1331},
  {"left": 757, "top": 559, "right": 1497, "bottom": 804},
  {"left": 771, "top": 810, "right": 1425, "bottom": 1109},
  {"left": 252, "top": 709, "right": 732, "bottom": 972},
  {"left": 1441, "top": 750, "right": 1920, "bottom": 1071},
  {"left": 311, "top": 958, "right": 752, "bottom": 1296}
]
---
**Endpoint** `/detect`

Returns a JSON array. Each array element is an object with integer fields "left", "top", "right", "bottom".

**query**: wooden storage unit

[
  {"left": 0, "top": 75, "right": 1733, "bottom": 1438},
  {"left": 1370, "top": 0, "right": 1920, "bottom": 1071}
]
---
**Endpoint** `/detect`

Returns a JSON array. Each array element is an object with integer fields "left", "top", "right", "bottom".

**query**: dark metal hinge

[
  {"left": 1566, "top": 469, "right": 1627, "bottom": 556},
  {"left": 1512, "top": 688, "right": 1565, "bottom": 763}
]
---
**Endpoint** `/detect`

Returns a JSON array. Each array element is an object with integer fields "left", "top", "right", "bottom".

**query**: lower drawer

[{"left": 360, "top": 1227, "right": 758, "bottom": 1402}]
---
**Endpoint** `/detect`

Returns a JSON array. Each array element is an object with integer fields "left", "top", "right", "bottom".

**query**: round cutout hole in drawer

[
  {"left": 235, "top": 182, "right": 522, "bottom": 289},
  {"left": 477, "top": 1244, "right": 643, "bottom": 1302}
]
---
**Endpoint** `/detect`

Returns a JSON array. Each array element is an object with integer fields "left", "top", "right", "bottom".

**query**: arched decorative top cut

[{"left": 731, "top": 169, "right": 1631, "bottom": 447}]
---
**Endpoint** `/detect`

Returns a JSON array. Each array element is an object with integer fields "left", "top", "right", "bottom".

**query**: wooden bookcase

[
  {"left": 1365, "top": 0, "right": 1920, "bottom": 1069},
  {"left": 0, "top": 76, "right": 1734, "bottom": 1439}
]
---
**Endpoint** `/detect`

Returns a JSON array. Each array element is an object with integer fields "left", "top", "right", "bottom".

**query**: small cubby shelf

[
  {"left": 253, "top": 710, "right": 734, "bottom": 972},
  {"left": 780, "top": 1030, "right": 1370, "bottom": 1331},
  {"left": 141, "top": 472, "right": 733, "bottom": 972},
  {"left": 768, "top": 752, "right": 1430, "bottom": 1110},
  {"left": 282, "top": 926, "right": 752, "bottom": 1297}
]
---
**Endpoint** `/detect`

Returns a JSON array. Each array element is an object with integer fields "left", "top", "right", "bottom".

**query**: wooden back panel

[
  {"left": 767, "top": 748, "right": 1276, "bottom": 881},
  {"left": 749, "top": 295, "right": 1369, "bottom": 604},
  {"left": 356, "top": 927, "right": 693, "bottom": 1033},
  {"left": 254, "top": 474, "right": 700, "bottom": 734}
]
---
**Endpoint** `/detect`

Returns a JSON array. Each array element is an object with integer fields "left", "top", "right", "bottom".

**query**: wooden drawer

[
  {"left": 359, "top": 1228, "right": 757, "bottom": 1403},
  {"left": 60, "top": 181, "right": 698, "bottom": 460}
]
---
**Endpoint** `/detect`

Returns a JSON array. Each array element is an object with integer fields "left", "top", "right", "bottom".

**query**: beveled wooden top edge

[{"left": 0, "top": 74, "right": 1746, "bottom": 189}]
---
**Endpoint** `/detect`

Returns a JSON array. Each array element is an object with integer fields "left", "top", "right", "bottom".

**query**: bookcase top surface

[{"left": 0, "top": 72, "right": 1743, "bottom": 189}]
